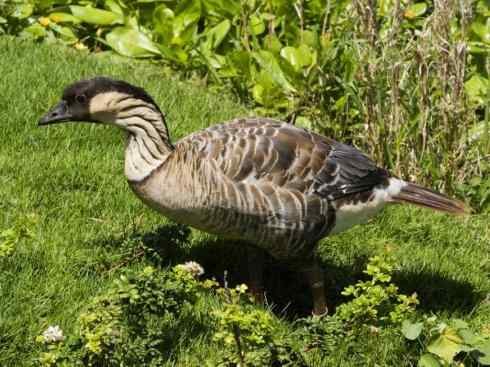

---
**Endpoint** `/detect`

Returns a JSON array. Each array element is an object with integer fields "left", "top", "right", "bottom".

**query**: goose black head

[{"left": 39, "top": 77, "right": 159, "bottom": 126}]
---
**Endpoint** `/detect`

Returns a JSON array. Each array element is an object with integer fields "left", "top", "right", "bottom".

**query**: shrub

[
  {"left": 36, "top": 264, "right": 210, "bottom": 366},
  {"left": 291, "top": 255, "right": 418, "bottom": 364},
  {"left": 213, "top": 282, "right": 304, "bottom": 366},
  {"left": 37, "top": 254, "right": 486, "bottom": 366},
  {"left": 336, "top": 255, "right": 419, "bottom": 326}
]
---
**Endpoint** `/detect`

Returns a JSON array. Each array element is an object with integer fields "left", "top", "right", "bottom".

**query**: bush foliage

[
  {"left": 37, "top": 265, "right": 211, "bottom": 366},
  {"left": 36, "top": 257, "right": 490, "bottom": 366},
  {"left": 1, "top": 0, "right": 489, "bottom": 209}
]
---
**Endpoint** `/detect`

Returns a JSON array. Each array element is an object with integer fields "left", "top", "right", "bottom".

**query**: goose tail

[{"left": 388, "top": 180, "right": 470, "bottom": 215}]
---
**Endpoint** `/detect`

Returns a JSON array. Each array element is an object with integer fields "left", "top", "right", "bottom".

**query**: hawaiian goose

[{"left": 39, "top": 77, "right": 468, "bottom": 314}]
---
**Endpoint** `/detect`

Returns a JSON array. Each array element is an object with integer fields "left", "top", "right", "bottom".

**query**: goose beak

[{"left": 38, "top": 100, "right": 72, "bottom": 126}]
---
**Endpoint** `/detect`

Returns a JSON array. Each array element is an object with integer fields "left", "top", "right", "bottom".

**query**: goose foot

[
  {"left": 304, "top": 260, "right": 328, "bottom": 315},
  {"left": 247, "top": 247, "right": 265, "bottom": 304}
]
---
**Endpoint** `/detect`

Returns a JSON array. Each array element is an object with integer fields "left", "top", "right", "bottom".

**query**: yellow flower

[
  {"left": 39, "top": 17, "right": 50, "bottom": 27},
  {"left": 74, "top": 42, "right": 88, "bottom": 51},
  {"left": 404, "top": 9, "right": 416, "bottom": 19},
  {"left": 236, "top": 283, "right": 248, "bottom": 293}
]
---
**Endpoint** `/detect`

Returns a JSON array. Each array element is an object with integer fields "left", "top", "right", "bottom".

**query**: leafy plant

[
  {"left": 0, "top": 215, "right": 37, "bottom": 258},
  {"left": 212, "top": 256, "right": 420, "bottom": 365},
  {"left": 36, "top": 264, "right": 211, "bottom": 366},
  {"left": 213, "top": 279, "right": 303, "bottom": 366},
  {"left": 289, "top": 256, "right": 419, "bottom": 364},
  {"left": 402, "top": 317, "right": 490, "bottom": 366},
  {"left": 336, "top": 256, "right": 419, "bottom": 326}
]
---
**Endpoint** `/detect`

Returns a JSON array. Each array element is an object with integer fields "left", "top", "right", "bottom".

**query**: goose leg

[
  {"left": 247, "top": 247, "right": 265, "bottom": 304},
  {"left": 305, "top": 259, "right": 328, "bottom": 315}
]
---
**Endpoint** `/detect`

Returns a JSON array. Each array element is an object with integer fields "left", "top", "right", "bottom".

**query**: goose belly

[
  {"left": 187, "top": 205, "right": 326, "bottom": 260},
  {"left": 189, "top": 184, "right": 335, "bottom": 260},
  {"left": 130, "top": 175, "right": 334, "bottom": 260}
]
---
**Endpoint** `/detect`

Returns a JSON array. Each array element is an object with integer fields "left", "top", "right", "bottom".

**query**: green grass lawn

[{"left": 0, "top": 37, "right": 489, "bottom": 366}]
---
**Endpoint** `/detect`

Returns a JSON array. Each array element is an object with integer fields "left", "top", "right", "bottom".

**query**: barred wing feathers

[{"left": 186, "top": 118, "right": 389, "bottom": 201}]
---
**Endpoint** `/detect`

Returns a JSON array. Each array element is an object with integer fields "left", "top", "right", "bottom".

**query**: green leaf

[
  {"left": 404, "top": 3, "right": 427, "bottom": 19},
  {"left": 12, "top": 4, "right": 33, "bottom": 19},
  {"left": 158, "top": 44, "right": 189, "bottom": 64},
  {"left": 252, "top": 71, "right": 289, "bottom": 108},
  {"left": 457, "top": 328, "right": 479, "bottom": 345},
  {"left": 106, "top": 26, "right": 161, "bottom": 58},
  {"left": 173, "top": 0, "right": 201, "bottom": 38},
  {"left": 49, "top": 23, "right": 77, "bottom": 43},
  {"left": 70, "top": 5, "right": 123, "bottom": 25},
  {"left": 476, "top": 0, "right": 490, "bottom": 16},
  {"left": 427, "top": 328, "right": 463, "bottom": 364},
  {"left": 252, "top": 83, "right": 265, "bottom": 104},
  {"left": 263, "top": 34, "right": 282, "bottom": 52},
  {"left": 280, "top": 45, "right": 313, "bottom": 72},
  {"left": 465, "top": 75, "right": 489, "bottom": 105},
  {"left": 203, "top": 0, "right": 241, "bottom": 16},
  {"left": 467, "top": 120, "right": 490, "bottom": 143},
  {"left": 480, "top": 355, "right": 490, "bottom": 365},
  {"left": 451, "top": 319, "right": 469, "bottom": 330},
  {"left": 471, "top": 21, "right": 490, "bottom": 44},
  {"left": 203, "top": 19, "right": 230, "bottom": 50},
  {"left": 105, "top": 0, "right": 124, "bottom": 15},
  {"left": 295, "top": 116, "right": 313, "bottom": 129},
  {"left": 203, "top": 53, "right": 227, "bottom": 69},
  {"left": 418, "top": 353, "right": 442, "bottom": 367},
  {"left": 226, "top": 51, "right": 250, "bottom": 76},
  {"left": 468, "top": 41, "right": 490, "bottom": 54},
  {"left": 476, "top": 340, "right": 490, "bottom": 365},
  {"left": 153, "top": 5, "right": 174, "bottom": 43},
  {"left": 249, "top": 14, "right": 265, "bottom": 35},
  {"left": 401, "top": 320, "right": 424, "bottom": 340},
  {"left": 49, "top": 13, "right": 81, "bottom": 24},
  {"left": 334, "top": 95, "right": 347, "bottom": 111},
  {"left": 253, "top": 50, "right": 296, "bottom": 92},
  {"left": 300, "top": 30, "right": 318, "bottom": 47},
  {"left": 20, "top": 23, "right": 47, "bottom": 39},
  {"left": 280, "top": 47, "right": 300, "bottom": 71}
]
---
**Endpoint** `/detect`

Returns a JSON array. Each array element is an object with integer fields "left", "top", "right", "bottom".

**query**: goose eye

[{"left": 76, "top": 94, "right": 87, "bottom": 104}]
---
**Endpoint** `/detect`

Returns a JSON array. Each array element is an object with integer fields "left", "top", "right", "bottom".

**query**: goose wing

[{"left": 187, "top": 118, "right": 389, "bottom": 200}]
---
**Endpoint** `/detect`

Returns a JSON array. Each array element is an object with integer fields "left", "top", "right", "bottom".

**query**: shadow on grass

[
  {"left": 98, "top": 222, "right": 483, "bottom": 318},
  {"left": 393, "top": 271, "right": 481, "bottom": 313}
]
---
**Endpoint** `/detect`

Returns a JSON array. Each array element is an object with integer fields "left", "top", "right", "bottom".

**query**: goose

[{"left": 39, "top": 77, "right": 468, "bottom": 314}]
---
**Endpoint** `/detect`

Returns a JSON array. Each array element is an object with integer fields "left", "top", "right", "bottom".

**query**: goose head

[{"left": 38, "top": 77, "right": 162, "bottom": 128}]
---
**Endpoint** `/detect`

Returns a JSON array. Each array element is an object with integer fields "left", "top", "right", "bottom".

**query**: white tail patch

[{"left": 330, "top": 178, "right": 407, "bottom": 234}]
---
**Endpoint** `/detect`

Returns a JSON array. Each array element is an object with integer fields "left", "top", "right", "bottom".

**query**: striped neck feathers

[{"left": 89, "top": 91, "right": 174, "bottom": 182}]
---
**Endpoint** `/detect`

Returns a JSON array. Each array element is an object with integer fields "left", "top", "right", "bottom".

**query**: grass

[{"left": 0, "top": 36, "right": 489, "bottom": 366}]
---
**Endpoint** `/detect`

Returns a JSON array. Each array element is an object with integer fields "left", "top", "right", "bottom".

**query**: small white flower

[
  {"left": 42, "top": 325, "right": 65, "bottom": 343},
  {"left": 178, "top": 261, "right": 204, "bottom": 278}
]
